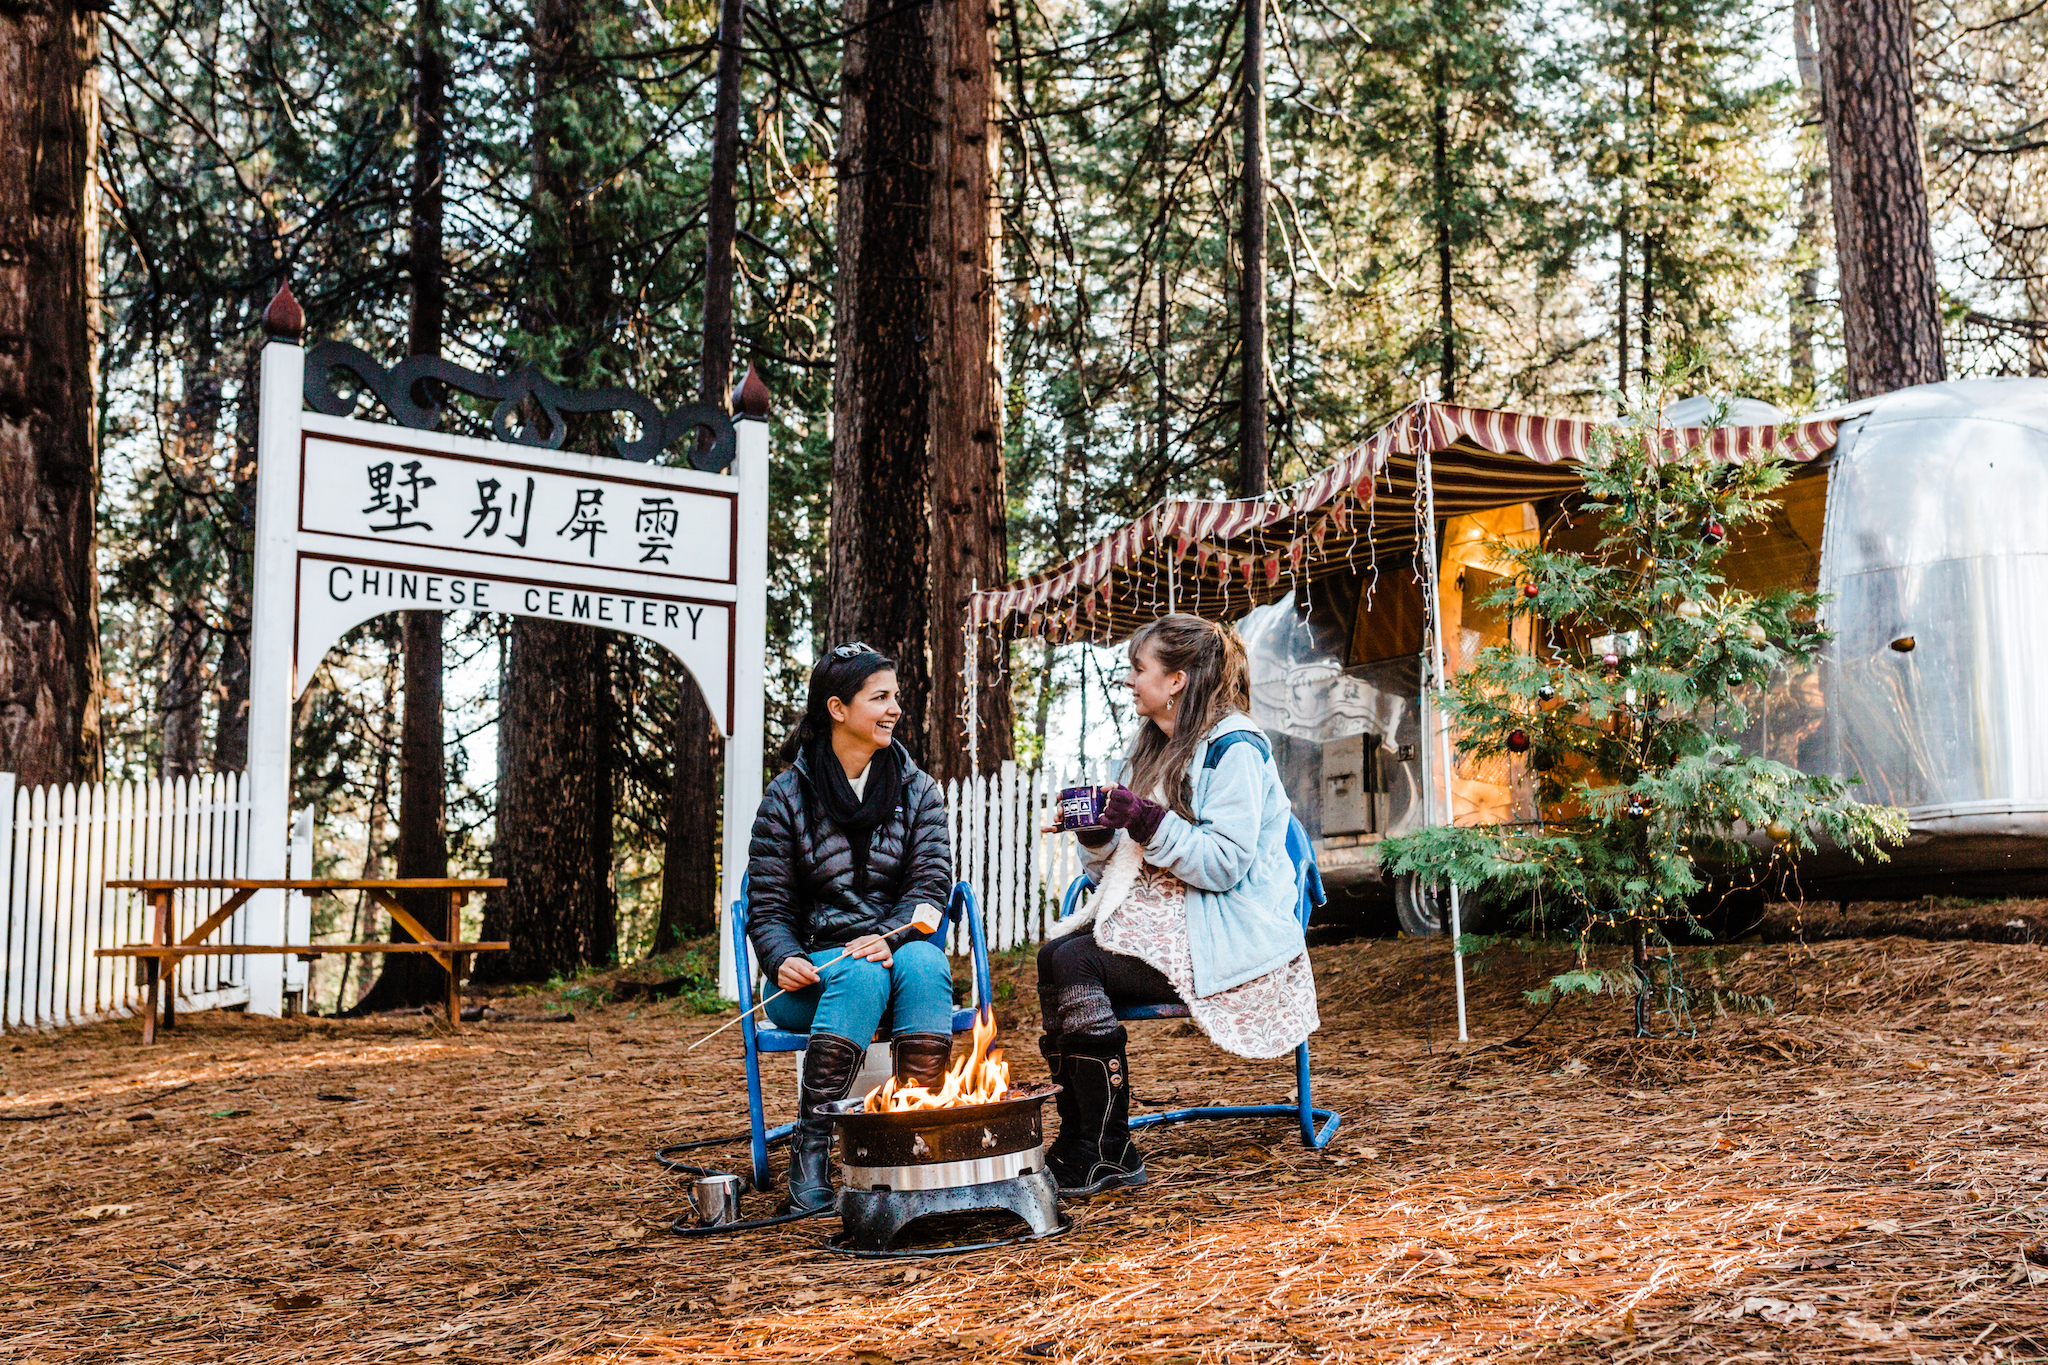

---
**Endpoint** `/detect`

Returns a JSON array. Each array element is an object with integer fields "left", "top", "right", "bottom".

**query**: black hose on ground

[{"left": 654, "top": 1129, "right": 831, "bottom": 1236}]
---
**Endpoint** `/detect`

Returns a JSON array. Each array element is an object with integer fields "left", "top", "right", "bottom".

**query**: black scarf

[{"left": 807, "top": 735, "right": 902, "bottom": 892}]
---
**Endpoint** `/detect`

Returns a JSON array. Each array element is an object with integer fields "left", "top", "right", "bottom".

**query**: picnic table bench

[{"left": 95, "top": 879, "right": 508, "bottom": 1043}]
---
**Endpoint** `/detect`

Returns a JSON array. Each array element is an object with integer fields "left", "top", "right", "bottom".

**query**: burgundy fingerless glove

[
  {"left": 1099, "top": 784, "right": 1168, "bottom": 844},
  {"left": 1074, "top": 827, "right": 1116, "bottom": 848}
]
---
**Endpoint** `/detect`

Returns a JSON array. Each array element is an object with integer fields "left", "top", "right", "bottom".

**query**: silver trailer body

[
  {"left": 1808, "top": 379, "right": 2048, "bottom": 889},
  {"left": 1244, "top": 378, "right": 2048, "bottom": 896}
]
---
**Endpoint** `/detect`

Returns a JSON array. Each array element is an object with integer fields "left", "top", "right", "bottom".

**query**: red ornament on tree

[
  {"left": 1522, "top": 583, "right": 1538, "bottom": 599},
  {"left": 1506, "top": 729, "right": 1531, "bottom": 754},
  {"left": 1702, "top": 520, "right": 1726, "bottom": 545}
]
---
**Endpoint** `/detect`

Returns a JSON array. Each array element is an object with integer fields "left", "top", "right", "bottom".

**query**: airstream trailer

[
  {"left": 1239, "top": 378, "right": 2048, "bottom": 914},
  {"left": 969, "top": 380, "right": 2048, "bottom": 923}
]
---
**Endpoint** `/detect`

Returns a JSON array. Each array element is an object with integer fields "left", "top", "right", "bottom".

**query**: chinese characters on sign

[
  {"left": 300, "top": 438, "right": 735, "bottom": 584},
  {"left": 363, "top": 461, "right": 435, "bottom": 532},
  {"left": 636, "top": 496, "right": 678, "bottom": 564},
  {"left": 558, "top": 488, "right": 606, "bottom": 557},
  {"left": 465, "top": 476, "right": 535, "bottom": 547}
]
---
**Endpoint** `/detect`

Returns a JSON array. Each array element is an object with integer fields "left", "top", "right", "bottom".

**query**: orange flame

[{"left": 862, "top": 1008, "right": 1012, "bottom": 1111}]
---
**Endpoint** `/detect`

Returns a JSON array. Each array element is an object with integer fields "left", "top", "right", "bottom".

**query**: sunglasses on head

[{"left": 831, "top": 641, "right": 877, "bottom": 659}]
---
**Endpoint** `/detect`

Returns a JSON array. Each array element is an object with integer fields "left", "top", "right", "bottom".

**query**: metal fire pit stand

[
  {"left": 833, "top": 1168, "right": 1068, "bottom": 1257},
  {"left": 822, "top": 1083, "right": 1072, "bottom": 1257}
]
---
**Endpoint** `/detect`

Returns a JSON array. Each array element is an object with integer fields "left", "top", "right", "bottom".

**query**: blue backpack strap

[{"left": 1202, "top": 729, "right": 1272, "bottom": 769}]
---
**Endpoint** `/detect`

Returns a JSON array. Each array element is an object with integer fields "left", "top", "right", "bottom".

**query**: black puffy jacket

[{"left": 744, "top": 742, "right": 954, "bottom": 981}]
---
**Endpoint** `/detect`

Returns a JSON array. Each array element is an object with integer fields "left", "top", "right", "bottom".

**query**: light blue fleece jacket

[{"left": 1077, "top": 711, "right": 1305, "bottom": 998}]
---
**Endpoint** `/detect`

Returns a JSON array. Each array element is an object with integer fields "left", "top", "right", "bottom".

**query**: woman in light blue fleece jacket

[{"left": 1038, "top": 613, "right": 1320, "bottom": 1195}]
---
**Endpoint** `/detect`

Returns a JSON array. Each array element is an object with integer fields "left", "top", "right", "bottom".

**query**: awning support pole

[{"left": 1416, "top": 442, "right": 1469, "bottom": 1043}]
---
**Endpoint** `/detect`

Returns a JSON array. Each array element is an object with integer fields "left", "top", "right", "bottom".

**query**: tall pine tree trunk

[
  {"left": 653, "top": 0, "right": 742, "bottom": 954},
  {"left": 1790, "top": 0, "right": 1825, "bottom": 395},
  {"left": 485, "top": 622, "right": 617, "bottom": 979},
  {"left": 1431, "top": 47, "right": 1454, "bottom": 404},
  {"left": 338, "top": 638, "right": 401, "bottom": 1013},
  {"left": 0, "top": 1, "right": 102, "bottom": 787},
  {"left": 828, "top": 0, "right": 935, "bottom": 751},
  {"left": 656, "top": 660, "right": 720, "bottom": 951},
  {"left": 356, "top": 0, "right": 454, "bottom": 1010},
  {"left": 213, "top": 313, "right": 260, "bottom": 774},
  {"left": 1640, "top": 11, "right": 1659, "bottom": 389},
  {"left": 702, "top": 0, "right": 744, "bottom": 410},
  {"left": 480, "top": 0, "right": 619, "bottom": 983},
  {"left": 1813, "top": 0, "right": 1945, "bottom": 399},
  {"left": 925, "top": 0, "right": 1011, "bottom": 780},
  {"left": 161, "top": 606, "right": 206, "bottom": 776},
  {"left": 162, "top": 339, "right": 218, "bottom": 778},
  {"left": 832, "top": 0, "right": 1019, "bottom": 771},
  {"left": 1616, "top": 211, "right": 1630, "bottom": 398},
  {"left": 1238, "top": 0, "right": 1268, "bottom": 498}
]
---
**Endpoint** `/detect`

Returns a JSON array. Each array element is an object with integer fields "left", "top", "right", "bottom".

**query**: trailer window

[
  {"left": 1719, "top": 465, "right": 1828, "bottom": 597},
  {"left": 1437, "top": 504, "right": 1540, "bottom": 825}
]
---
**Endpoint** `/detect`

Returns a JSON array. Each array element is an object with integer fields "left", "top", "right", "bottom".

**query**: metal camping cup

[
  {"left": 1055, "top": 785, "right": 1110, "bottom": 831},
  {"left": 690, "top": 1173, "right": 745, "bottom": 1227}
]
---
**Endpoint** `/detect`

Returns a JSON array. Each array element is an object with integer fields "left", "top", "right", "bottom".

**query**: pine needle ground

[{"left": 4, "top": 928, "right": 2045, "bottom": 1363}]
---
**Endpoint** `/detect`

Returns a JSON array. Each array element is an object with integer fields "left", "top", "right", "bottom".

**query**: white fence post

[
  {"left": 934, "top": 766, "right": 1095, "bottom": 961},
  {"left": 0, "top": 770, "right": 259, "bottom": 1033},
  {"left": 284, "top": 805, "right": 313, "bottom": 1002},
  {"left": 0, "top": 774, "right": 15, "bottom": 1029}
]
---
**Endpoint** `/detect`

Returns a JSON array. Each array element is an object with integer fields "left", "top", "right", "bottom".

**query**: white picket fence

[
  {"left": 942, "top": 763, "right": 1089, "bottom": 957},
  {"left": 0, "top": 772, "right": 284, "bottom": 1032},
  {"left": 0, "top": 759, "right": 1079, "bottom": 1030}
]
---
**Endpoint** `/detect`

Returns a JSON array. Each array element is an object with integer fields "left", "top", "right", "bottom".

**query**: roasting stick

[{"left": 687, "top": 902, "right": 947, "bottom": 1051}]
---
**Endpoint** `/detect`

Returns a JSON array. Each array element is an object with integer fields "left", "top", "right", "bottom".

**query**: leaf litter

[{"left": 0, "top": 931, "right": 2045, "bottom": 1361}]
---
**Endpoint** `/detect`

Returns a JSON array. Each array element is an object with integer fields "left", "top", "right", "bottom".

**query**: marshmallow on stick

[{"left": 687, "top": 903, "right": 946, "bottom": 1051}]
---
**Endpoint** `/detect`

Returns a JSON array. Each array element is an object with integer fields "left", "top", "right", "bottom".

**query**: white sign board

[
  {"left": 243, "top": 339, "right": 769, "bottom": 1012},
  {"left": 288, "top": 420, "right": 742, "bottom": 730}
]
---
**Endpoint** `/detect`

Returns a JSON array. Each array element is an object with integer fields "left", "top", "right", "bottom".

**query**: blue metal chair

[
  {"left": 1057, "top": 815, "right": 1340, "bottom": 1147},
  {"left": 730, "top": 878, "right": 995, "bottom": 1192}
]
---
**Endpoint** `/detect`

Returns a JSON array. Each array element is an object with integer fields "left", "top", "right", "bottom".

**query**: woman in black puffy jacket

[{"left": 746, "top": 643, "right": 956, "bottom": 1212}]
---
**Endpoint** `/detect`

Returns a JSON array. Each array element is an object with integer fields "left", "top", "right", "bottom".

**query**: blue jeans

[{"left": 763, "top": 937, "right": 955, "bottom": 1044}]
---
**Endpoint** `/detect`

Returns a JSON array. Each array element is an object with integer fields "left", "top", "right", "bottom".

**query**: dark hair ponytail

[{"left": 779, "top": 645, "right": 898, "bottom": 764}]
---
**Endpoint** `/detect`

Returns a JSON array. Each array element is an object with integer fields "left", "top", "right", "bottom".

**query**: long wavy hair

[
  {"left": 778, "top": 645, "right": 897, "bottom": 765},
  {"left": 1121, "top": 614, "right": 1252, "bottom": 819}
]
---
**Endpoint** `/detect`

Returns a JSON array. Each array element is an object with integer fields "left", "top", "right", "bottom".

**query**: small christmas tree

[{"left": 1381, "top": 405, "right": 1907, "bottom": 1034}]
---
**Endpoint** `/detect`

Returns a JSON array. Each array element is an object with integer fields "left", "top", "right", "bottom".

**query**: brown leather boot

[{"left": 890, "top": 1031, "right": 952, "bottom": 1092}]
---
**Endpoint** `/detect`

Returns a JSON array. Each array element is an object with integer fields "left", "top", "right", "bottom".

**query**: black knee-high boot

[
  {"left": 787, "top": 1033, "right": 864, "bottom": 1213},
  {"left": 1041, "top": 1026, "right": 1146, "bottom": 1196},
  {"left": 1039, "top": 1031, "right": 1076, "bottom": 1140}
]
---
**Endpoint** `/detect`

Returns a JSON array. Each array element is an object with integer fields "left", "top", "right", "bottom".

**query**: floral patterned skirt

[{"left": 1095, "top": 862, "right": 1320, "bottom": 1060}]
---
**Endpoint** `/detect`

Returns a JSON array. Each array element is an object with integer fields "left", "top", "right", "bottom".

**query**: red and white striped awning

[{"left": 970, "top": 400, "right": 1839, "bottom": 642}]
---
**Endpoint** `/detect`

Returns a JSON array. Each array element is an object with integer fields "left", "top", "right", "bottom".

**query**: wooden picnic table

[{"left": 95, "top": 879, "right": 508, "bottom": 1043}]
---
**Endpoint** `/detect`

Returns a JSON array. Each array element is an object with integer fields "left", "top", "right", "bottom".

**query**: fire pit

[{"left": 819, "top": 1012, "right": 1071, "bottom": 1255}]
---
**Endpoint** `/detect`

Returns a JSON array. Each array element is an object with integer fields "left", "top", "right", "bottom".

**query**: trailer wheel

[
  {"left": 1394, "top": 874, "right": 1449, "bottom": 937},
  {"left": 1394, "top": 876, "right": 1505, "bottom": 936}
]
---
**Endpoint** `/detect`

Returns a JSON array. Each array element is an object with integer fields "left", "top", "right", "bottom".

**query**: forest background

[{"left": 6, "top": 0, "right": 2046, "bottom": 1011}]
